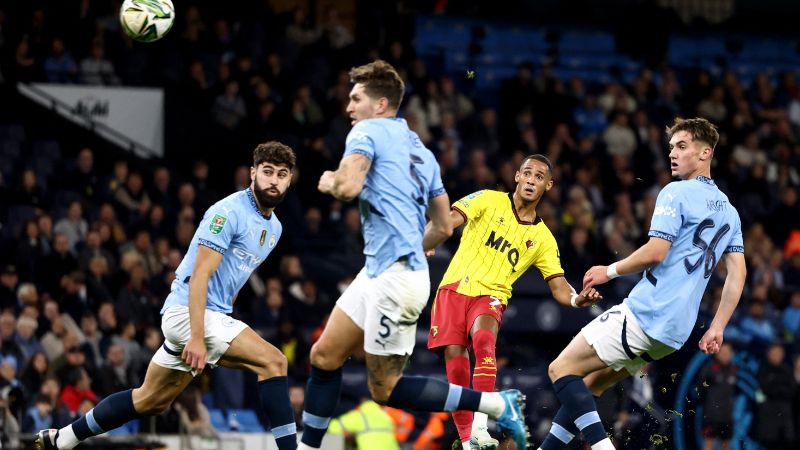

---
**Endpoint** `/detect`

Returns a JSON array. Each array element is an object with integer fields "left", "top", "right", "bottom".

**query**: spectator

[
  {"left": 14, "top": 315, "right": 42, "bottom": 363},
  {"left": 16, "top": 221, "right": 46, "bottom": 284},
  {"left": 115, "top": 262, "right": 158, "bottom": 330},
  {"left": 22, "top": 394, "right": 53, "bottom": 433},
  {"left": 573, "top": 93, "right": 607, "bottom": 139},
  {"left": 59, "top": 367, "right": 96, "bottom": 415},
  {"left": 784, "top": 291, "right": 800, "bottom": 342},
  {"left": 43, "top": 37, "right": 77, "bottom": 83},
  {"left": 113, "top": 172, "right": 152, "bottom": 227},
  {"left": 64, "top": 148, "right": 100, "bottom": 206},
  {"left": 40, "top": 233, "right": 79, "bottom": 296},
  {"left": 95, "top": 343, "right": 134, "bottom": 397},
  {"left": 699, "top": 343, "right": 737, "bottom": 450},
  {"left": 79, "top": 40, "right": 120, "bottom": 85},
  {"left": 53, "top": 200, "right": 88, "bottom": 252},
  {"left": 174, "top": 385, "right": 218, "bottom": 439},
  {"left": 12, "top": 168, "right": 47, "bottom": 210},
  {"left": 20, "top": 351, "right": 49, "bottom": 397},
  {"left": 0, "top": 389, "right": 21, "bottom": 449},
  {"left": 0, "top": 265, "right": 19, "bottom": 312},
  {"left": 602, "top": 111, "right": 637, "bottom": 158},
  {"left": 212, "top": 80, "right": 247, "bottom": 130},
  {"left": 756, "top": 344, "right": 796, "bottom": 449}
]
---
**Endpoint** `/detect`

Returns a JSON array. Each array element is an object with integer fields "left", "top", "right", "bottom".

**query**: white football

[{"left": 120, "top": 0, "right": 175, "bottom": 43}]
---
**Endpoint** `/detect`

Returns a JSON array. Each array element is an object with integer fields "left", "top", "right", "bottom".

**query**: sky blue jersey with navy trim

[
  {"left": 624, "top": 176, "right": 744, "bottom": 349},
  {"left": 161, "top": 188, "right": 282, "bottom": 314},
  {"left": 344, "top": 118, "right": 446, "bottom": 278}
]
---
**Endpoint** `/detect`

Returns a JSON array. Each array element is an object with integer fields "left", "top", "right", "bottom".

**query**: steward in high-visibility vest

[
  {"left": 384, "top": 407, "right": 414, "bottom": 443},
  {"left": 412, "top": 412, "right": 448, "bottom": 450},
  {"left": 328, "top": 400, "right": 400, "bottom": 450},
  {"left": 384, "top": 407, "right": 449, "bottom": 450}
]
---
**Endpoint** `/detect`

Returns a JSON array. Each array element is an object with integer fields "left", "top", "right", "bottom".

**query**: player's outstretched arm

[
  {"left": 547, "top": 276, "right": 602, "bottom": 308},
  {"left": 699, "top": 251, "right": 746, "bottom": 354},
  {"left": 184, "top": 245, "right": 224, "bottom": 373},
  {"left": 423, "top": 194, "right": 457, "bottom": 255},
  {"left": 318, "top": 154, "right": 372, "bottom": 201},
  {"left": 583, "top": 237, "right": 671, "bottom": 289}
]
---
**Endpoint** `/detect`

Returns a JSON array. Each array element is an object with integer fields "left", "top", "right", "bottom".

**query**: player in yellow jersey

[{"left": 424, "top": 154, "right": 602, "bottom": 450}]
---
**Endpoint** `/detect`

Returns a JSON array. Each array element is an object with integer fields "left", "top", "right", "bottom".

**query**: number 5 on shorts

[{"left": 379, "top": 315, "right": 392, "bottom": 338}]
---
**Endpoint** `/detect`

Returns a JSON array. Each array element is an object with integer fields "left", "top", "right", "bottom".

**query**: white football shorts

[
  {"left": 580, "top": 302, "right": 675, "bottom": 375},
  {"left": 152, "top": 305, "right": 248, "bottom": 376},
  {"left": 337, "top": 261, "right": 430, "bottom": 356}
]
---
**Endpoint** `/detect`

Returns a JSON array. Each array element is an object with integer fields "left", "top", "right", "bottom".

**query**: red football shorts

[{"left": 427, "top": 282, "right": 505, "bottom": 352}]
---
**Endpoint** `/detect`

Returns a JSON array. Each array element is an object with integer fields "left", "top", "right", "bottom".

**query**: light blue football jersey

[
  {"left": 161, "top": 188, "right": 282, "bottom": 314},
  {"left": 624, "top": 176, "right": 744, "bottom": 349},
  {"left": 344, "top": 118, "right": 446, "bottom": 278}
]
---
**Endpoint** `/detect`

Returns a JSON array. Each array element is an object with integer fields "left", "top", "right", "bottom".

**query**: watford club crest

[
  {"left": 431, "top": 326, "right": 439, "bottom": 337},
  {"left": 526, "top": 239, "right": 534, "bottom": 249}
]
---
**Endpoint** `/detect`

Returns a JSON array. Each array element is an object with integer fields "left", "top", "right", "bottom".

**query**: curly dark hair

[
  {"left": 253, "top": 141, "right": 296, "bottom": 170},
  {"left": 349, "top": 59, "right": 405, "bottom": 110},
  {"left": 665, "top": 117, "right": 719, "bottom": 150}
]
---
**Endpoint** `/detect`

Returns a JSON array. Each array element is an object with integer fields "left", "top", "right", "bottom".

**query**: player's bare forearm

[
  {"left": 187, "top": 275, "right": 210, "bottom": 339},
  {"left": 709, "top": 252, "right": 746, "bottom": 332},
  {"left": 616, "top": 237, "right": 671, "bottom": 275},
  {"left": 188, "top": 245, "right": 224, "bottom": 338},
  {"left": 423, "top": 194, "right": 455, "bottom": 251},
  {"left": 423, "top": 222, "right": 451, "bottom": 251},
  {"left": 584, "top": 237, "right": 671, "bottom": 288},
  {"left": 548, "top": 276, "right": 602, "bottom": 307},
  {"left": 324, "top": 154, "right": 371, "bottom": 201}
]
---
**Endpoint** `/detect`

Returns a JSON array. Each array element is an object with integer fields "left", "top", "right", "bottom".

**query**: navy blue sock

[
  {"left": 553, "top": 376, "right": 606, "bottom": 445},
  {"left": 386, "top": 376, "right": 481, "bottom": 412},
  {"left": 72, "top": 390, "right": 140, "bottom": 440},
  {"left": 259, "top": 376, "right": 297, "bottom": 450},
  {"left": 540, "top": 406, "right": 580, "bottom": 450},
  {"left": 300, "top": 366, "right": 342, "bottom": 447}
]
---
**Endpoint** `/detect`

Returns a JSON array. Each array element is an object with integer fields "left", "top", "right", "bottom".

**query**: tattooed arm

[{"left": 318, "top": 154, "right": 372, "bottom": 201}]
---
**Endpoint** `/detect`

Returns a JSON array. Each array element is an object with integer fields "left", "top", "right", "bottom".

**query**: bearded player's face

[
  {"left": 250, "top": 162, "right": 291, "bottom": 208},
  {"left": 514, "top": 159, "right": 552, "bottom": 203}
]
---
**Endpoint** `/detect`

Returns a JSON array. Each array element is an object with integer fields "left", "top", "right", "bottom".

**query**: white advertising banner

[{"left": 17, "top": 83, "right": 164, "bottom": 158}]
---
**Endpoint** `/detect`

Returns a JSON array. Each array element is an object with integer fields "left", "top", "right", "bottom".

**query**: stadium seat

[
  {"left": 227, "top": 409, "right": 264, "bottom": 432},
  {"left": 4, "top": 206, "right": 38, "bottom": 239},
  {"left": 208, "top": 408, "right": 229, "bottom": 432},
  {"left": 558, "top": 30, "right": 615, "bottom": 53},
  {"left": 1, "top": 141, "right": 22, "bottom": 159},
  {"left": 30, "top": 140, "right": 62, "bottom": 161},
  {"left": 0, "top": 155, "right": 16, "bottom": 180},
  {"left": 482, "top": 27, "right": 548, "bottom": 52},
  {"left": 0, "top": 124, "right": 26, "bottom": 142}
]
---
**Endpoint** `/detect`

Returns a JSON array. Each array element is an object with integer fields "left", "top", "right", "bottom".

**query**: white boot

[{"left": 469, "top": 427, "right": 499, "bottom": 450}]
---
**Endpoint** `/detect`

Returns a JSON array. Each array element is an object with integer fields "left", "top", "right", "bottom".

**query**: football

[{"left": 120, "top": 0, "right": 175, "bottom": 43}]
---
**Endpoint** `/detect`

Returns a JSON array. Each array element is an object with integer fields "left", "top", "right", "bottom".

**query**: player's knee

[
  {"left": 134, "top": 388, "right": 173, "bottom": 415},
  {"left": 309, "top": 342, "right": 342, "bottom": 371},
  {"left": 147, "top": 400, "right": 173, "bottom": 415},
  {"left": 443, "top": 345, "right": 467, "bottom": 361},
  {"left": 263, "top": 352, "right": 288, "bottom": 377},
  {"left": 548, "top": 359, "right": 564, "bottom": 382},
  {"left": 588, "top": 384, "right": 605, "bottom": 397},
  {"left": 367, "top": 378, "right": 396, "bottom": 405}
]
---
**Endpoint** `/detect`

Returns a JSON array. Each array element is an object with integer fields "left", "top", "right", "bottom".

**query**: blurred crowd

[{"left": 0, "top": 0, "right": 799, "bottom": 448}]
